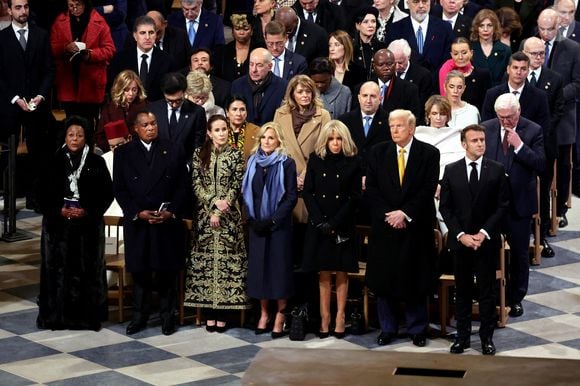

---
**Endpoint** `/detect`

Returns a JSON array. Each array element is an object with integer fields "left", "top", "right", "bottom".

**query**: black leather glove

[
  {"left": 251, "top": 219, "right": 273, "bottom": 235},
  {"left": 318, "top": 222, "right": 334, "bottom": 235}
]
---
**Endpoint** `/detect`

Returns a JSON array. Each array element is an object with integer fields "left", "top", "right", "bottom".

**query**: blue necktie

[
  {"left": 188, "top": 20, "right": 196, "bottom": 46},
  {"left": 380, "top": 84, "right": 386, "bottom": 101},
  {"left": 273, "top": 57, "right": 281, "bottom": 77},
  {"left": 363, "top": 116, "right": 371, "bottom": 137},
  {"left": 417, "top": 26, "right": 424, "bottom": 55},
  {"left": 544, "top": 41, "right": 550, "bottom": 66},
  {"left": 307, "top": 12, "right": 314, "bottom": 22}
]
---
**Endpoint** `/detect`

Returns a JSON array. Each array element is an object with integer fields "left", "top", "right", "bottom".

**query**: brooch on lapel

[
  {"left": 184, "top": 114, "right": 189, "bottom": 119},
  {"left": 163, "top": 150, "right": 167, "bottom": 155},
  {"left": 494, "top": 52, "right": 498, "bottom": 56},
  {"left": 204, "top": 23, "right": 208, "bottom": 28}
]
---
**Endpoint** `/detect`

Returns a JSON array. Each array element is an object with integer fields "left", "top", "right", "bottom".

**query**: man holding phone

[{"left": 113, "top": 110, "right": 189, "bottom": 336}]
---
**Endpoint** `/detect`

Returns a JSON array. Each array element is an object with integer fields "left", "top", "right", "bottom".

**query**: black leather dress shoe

[
  {"left": 411, "top": 334, "right": 427, "bottom": 347},
  {"left": 377, "top": 332, "right": 395, "bottom": 346},
  {"left": 481, "top": 338, "right": 496, "bottom": 355},
  {"left": 509, "top": 302, "right": 524, "bottom": 317},
  {"left": 559, "top": 214, "right": 568, "bottom": 228},
  {"left": 450, "top": 337, "right": 470, "bottom": 354},
  {"left": 541, "top": 239, "right": 555, "bottom": 258},
  {"left": 126, "top": 320, "right": 147, "bottom": 335},
  {"left": 162, "top": 319, "right": 176, "bottom": 336}
]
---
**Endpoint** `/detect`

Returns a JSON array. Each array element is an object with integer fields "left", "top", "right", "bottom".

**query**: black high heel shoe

[
  {"left": 205, "top": 320, "right": 216, "bottom": 332},
  {"left": 271, "top": 310, "right": 286, "bottom": 339},
  {"left": 255, "top": 317, "right": 270, "bottom": 335},
  {"left": 215, "top": 322, "right": 227, "bottom": 333}
]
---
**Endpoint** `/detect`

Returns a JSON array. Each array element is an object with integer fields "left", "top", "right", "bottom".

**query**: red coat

[{"left": 50, "top": 10, "right": 115, "bottom": 104}]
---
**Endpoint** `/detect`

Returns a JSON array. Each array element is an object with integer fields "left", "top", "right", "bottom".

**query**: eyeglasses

[
  {"left": 410, "top": 0, "right": 430, "bottom": 4},
  {"left": 165, "top": 96, "right": 184, "bottom": 106},
  {"left": 525, "top": 50, "right": 545, "bottom": 57},
  {"left": 265, "top": 41, "right": 285, "bottom": 48}
]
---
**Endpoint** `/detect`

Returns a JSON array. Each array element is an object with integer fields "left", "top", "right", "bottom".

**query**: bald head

[
  {"left": 523, "top": 37, "right": 545, "bottom": 70},
  {"left": 275, "top": 6, "right": 299, "bottom": 36},
  {"left": 249, "top": 48, "right": 273, "bottom": 82},
  {"left": 358, "top": 81, "right": 381, "bottom": 115},
  {"left": 537, "top": 8, "right": 559, "bottom": 42},
  {"left": 146, "top": 10, "right": 166, "bottom": 39}
]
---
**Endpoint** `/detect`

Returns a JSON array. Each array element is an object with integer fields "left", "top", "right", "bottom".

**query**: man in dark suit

[
  {"left": 388, "top": 39, "right": 433, "bottom": 123},
  {"left": 114, "top": 110, "right": 190, "bottom": 336},
  {"left": 430, "top": 0, "right": 472, "bottom": 39},
  {"left": 556, "top": 0, "right": 580, "bottom": 44},
  {"left": 440, "top": 124, "right": 509, "bottom": 356},
  {"left": 0, "top": 0, "right": 55, "bottom": 208},
  {"left": 264, "top": 20, "right": 308, "bottom": 81},
  {"left": 146, "top": 10, "right": 191, "bottom": 71},
  {"left": 187, "top": 48, "right": 231, "bottom": 108},
  {"left": 109, "top": 15, "right": 177, "bottom": 102},
  {"left": 524, "top": 37, "right": 565, "bottom": 255},
  {"left": 482, "top": 93, "right": 545, "bottom": 318},
  {"left": 167, "top": 0, "right": 225, "bottom": 52},
  {"left": 537, "top": 8, "right": 580, "bottom": 224},
  {"left": 291, "top": 0, "right": 347, "bottom": 35},
  {"left": 386, "top": 0, "right": 454, "bottom": 73},
  {"left": 275, "top": 6, "right": 329, "bottom": 64},
  {"left": 365, "top": 109, "right": 439, "bottom": 347},
  {"left": 359, "top": 49, "right": 420, "bottom": 119},
  {"left": 148, "top": 72, "right": 206, "bottom": 162},
  {"left": 231, "top": 48, "right": 288, "bottom": 125}
]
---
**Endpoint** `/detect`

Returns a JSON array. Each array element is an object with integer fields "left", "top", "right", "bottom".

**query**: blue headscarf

[{"left": 242, "top": 149, "right": 287, "bottom": 220}]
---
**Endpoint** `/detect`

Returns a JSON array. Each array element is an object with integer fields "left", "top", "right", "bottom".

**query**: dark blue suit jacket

[
  {"left": 281, "top": 50, "right": 308, "bottom": 81},
  {"left": 231, "top": 74, "right": 288, "bottom": 126},
  {"left": 482, "top": 117, "right": 545, "bottom": 218},
  {"left": 167, "top": 9, "right": 225, "bottom": 52},
  {"left": 385, "top": 16, "right": 453, "bottom": 72}
]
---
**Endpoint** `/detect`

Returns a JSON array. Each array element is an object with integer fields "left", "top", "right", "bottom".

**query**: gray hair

[
  {"left": 494, "top": 93, "right": 520, "bottom": 112},
  {"left": 181, "top": 0, "right": 201, "bottom": 5},
  {"left": 387, "top": 39, "right": 412, "bottom": 58},
  {"left": 186, "top": 70, "right": 212, "bottom": 95}
]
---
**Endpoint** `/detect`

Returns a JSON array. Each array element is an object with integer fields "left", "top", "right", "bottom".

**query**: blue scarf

[{"left": 242, "top": 149, "right": 287, "bottom": 220}]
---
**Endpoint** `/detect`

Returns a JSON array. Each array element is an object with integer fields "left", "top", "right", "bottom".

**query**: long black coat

[
  {"left": 113, "top": 138, "right": 189, "bottom": 273},
  {"left": 36, "top": 148, "right": 113, "bottom": 329},
  {"left": 245, "top": 157, "right": 298, "bottom": 300},
  {"left": 302, "top": 152, "right": 362, "bottom": 273},
  {"left": 365, "top": 139, "right": 440, "bottom": 301}
]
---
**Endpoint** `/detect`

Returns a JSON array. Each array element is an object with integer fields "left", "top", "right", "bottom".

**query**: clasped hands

[
  {"left": 384, "top": 210, "right": 406, "bottom": 229},
  {"left": 138, "top": 209, "right": 173, "bottom": 224},
  {"left": 459, "top": 232, "right": 486, "bottom": 250},
  {"left": 210, "top": 200, "right": 231, "bottom": 229},
  {"left": 16, "top": 96, "right": 43, "bottom": 112},
  {"left": 61, "top": 206, "right": 86, "bottom": 220}
]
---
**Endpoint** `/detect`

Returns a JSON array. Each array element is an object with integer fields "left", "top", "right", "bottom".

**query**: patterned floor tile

[
  {"left": 24, "top": 327, "right": 132, "bottom": 352},
  {"left": 491, "top": 327, "right": 552, "bottom": 352},
  {"left": 45, "top": 370, "right": 148, "bottom": 386},
  {"left": 0, "top": 336, "right": 60, "bottom": 364},
  {"left": 536, "top": 262, "right": 580, "bottom": 285},
  {"left": 527, "top": 270, "right": 578, "bottom": 295},
  {"left": 72, "top": 341, "right": 178, "bottom": 369},
  {"left": 500, "top": 342, "right": 580, "bottom": 360},
  {"left": 176, "top": 374, "right": 241, "bottom": 386},
  {"left": 0, "top": 291, "right": 37, "bottom": 314},
  {"left": 189, "top": 345, "right": 261, "bottom": 374},
  {"left": 0, "top": 309, "right": 40, "bottom": 335},
  {"left": 507, "top": 314, "right": 580, "bottom": 343},
  {"left": 526, "top": 288, "right": 580, "bottom": 314},
  {"left": 0, "top": 369, "right": 34, "bottom": 386}
]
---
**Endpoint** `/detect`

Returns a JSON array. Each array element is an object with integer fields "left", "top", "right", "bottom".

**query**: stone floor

[{"left": 1, "top": 198, "right": 580, "bottom": 385}]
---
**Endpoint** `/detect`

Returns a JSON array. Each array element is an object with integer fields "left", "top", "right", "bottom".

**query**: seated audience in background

[
  {"left": 302, "top": 120, "right": 362, "bottom": 339},
  {"left": 187, "top": 48, "right": 231, "bottom": 109},
  {"left": 430, "top": 0, "right": 472, "bottom": 39},
  {"left": 225, "top": 94, "right": 260, "bottom": 161},
  {"left": 95, "top": 70, "right": 147, "bottom": 153},
  {"left": 327, "top": 29, "right": 366, "bottom": 90},
  {"left": 36, "top": 115, "right": 113, "bottom": 331},
  {"left": 186, "top": 70, "right": 225, "bottom": 121},
  {"left": 213, "top": 13, "right": 257, "bottom": 82},
  {"left": 495, "top": 6, "right": 522, "bottom": 53},
  {"left": 242, "top": 121, "right": 298, "bottom": 339},
  {"left": 146, "top": 10, "right": 191, "bottom": 71},
  {"left": 264, "top": 20, "right": 308, "bottom": 81},
  {"left": 352, "top": 6, "right": 386, "bottom": 81},
  {"left": 374, "top": 0, "right": 408, "bottom": 43},
  {"left": 251, "top": 0, "right": 276, "bottom": 48},
  {"left": 167, "top": 0, "right": 224, "bottom": 52},
  {"left": 93, "top": 0, "right": 129, "bottom": 52},
  {"left": 444, "top": 70, "right": 480, "bottom": 129},
  {"left": 309, "top": 57, "right": 352, "bottom": 119},
  {"left": 185, "top": 115, "right": 249, "bottom": 333},
  {"left": 291, "top": 0, "right": 347, "bottom": 35},
  {"left": 102, "top": 119, "right": 131, "bottom": 217}
]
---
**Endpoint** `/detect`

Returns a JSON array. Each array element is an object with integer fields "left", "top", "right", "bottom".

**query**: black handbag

[{"left": 289, "top": 304, "right": 309, "bottom": 341}]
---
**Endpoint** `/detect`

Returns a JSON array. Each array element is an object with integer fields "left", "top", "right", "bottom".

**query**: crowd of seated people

[{"left": 2, "top": 0, "right": 580, "bottom": 356}]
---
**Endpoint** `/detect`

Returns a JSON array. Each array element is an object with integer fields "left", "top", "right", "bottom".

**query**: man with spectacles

[
  {"left": 536, "top": 8, "right": 580, "bottom": 224},
  {"left": 113, "top": 110, "right": 190, "bottom": 336},
  {"left": 231, "top": 48, "right": 288, "bottom": 125},
  {"left": 264, "top": 20, "right": 307, "bottom": 81},
  {"left": 481, "top": 93, "right": 546, "bottom": 319},
  {"left": 149, "top": 72, "right": 206, "bottom": 162},
  {"left": 385, "top": 0, "right": 454, "bottom": 74},
  {"left": 167, "top": 0, "right": 224, "bottom": 52}
]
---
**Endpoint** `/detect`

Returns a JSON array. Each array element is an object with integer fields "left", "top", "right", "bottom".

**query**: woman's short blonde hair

[
  {"left": 280, "top": 75, "right": 323, "bottom": 112},
  {"left": 315, "top": 120, "right": 358, "bottom": 158},
  {"left": 251, "top": 121, "right": 289, "bottom": 156},
  {"left": 110, "top": 70, "right": 147, "bottom": 107},
  {"left": 186, "top": 70, "right": 212, "bottom": 96},
  {"left": 424, "top": 95, "right": 452, "bottom": 126}
]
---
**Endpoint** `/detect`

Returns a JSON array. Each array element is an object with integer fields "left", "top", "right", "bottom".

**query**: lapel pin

[
  {"left": 163, "top": 150, "right": 167, "bottom": 154},
  {"left": 204, "top": 23, "right": 208, "bottom": 27},
  {"left": 494, "top": 52, "right": 498, "bottom": 56}
]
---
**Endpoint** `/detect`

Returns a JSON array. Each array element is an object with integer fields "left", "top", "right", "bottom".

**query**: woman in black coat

[
  {"left": 36, "top": 116, "right": 113, "bottom": 331},
  {"left": 302, "top": 120, "right": 362, "bottom": 339},
  {"left": 242, "top": 121, "right": 298, "bottom": 339}
]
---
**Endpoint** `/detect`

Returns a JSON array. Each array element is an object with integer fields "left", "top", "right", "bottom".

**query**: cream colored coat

[{"left": 274, "top": 106, "right": 331, "bottom": 223}]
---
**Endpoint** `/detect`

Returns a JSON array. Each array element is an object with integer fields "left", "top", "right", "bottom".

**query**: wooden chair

[
  {"left": 549, "top": 160, "right": 558, "bottom": 236},
  {"left": 104, "top": 215, "right": 127, "bottom": 323},
  {"left": 530, "top": 177, "right": 542, "bottom": 266},
  {"left": 439, "top": 235, "right": 508, "bottom": 336}
]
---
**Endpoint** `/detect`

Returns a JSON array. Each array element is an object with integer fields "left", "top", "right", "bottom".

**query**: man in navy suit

[
  {"left": 0, "top": 0, "right": 55, "bottom": 208},
  {"left": 291, "top": 0, "right": 347, "bottom": 35},
  {"left": 275, "top": 6, "right": 329, "bottom": 64},
  {"left": 148, "top": 72, "right": 206, "bottom": 163},
  {"left": 114, "top": 110, "right": 190, "bottom": 336},
  {"left": 365, "top": 109, "right": 439, "bottom": 347},
  {"left": 386, "top": 0, "right": 453, "bottom": 73},
  {"left": 482, "top": 93, "right": 545, "bottom": 318},
  {"left": 231, "top": 48, "right": 288, "bottom": 125},
  {"left": 430, "top": 0, "right": 472, "bottom": 39},
  {"left": 556, "top": 0, "right": 580, "bottom": 44},
  {"left": 109, "top": 16, "right": 177, "bottom": 102},
  {"left": 167, "top": 0, "right": 224, "bottom": 52},
  {"left": 264, "top": 21, "right": 308, "bottom": 81},
  {"left": 440, "top": 125, "right": 509, "bottom": 356}
]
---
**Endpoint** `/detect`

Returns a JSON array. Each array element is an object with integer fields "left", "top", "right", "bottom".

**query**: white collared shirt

[
  {"left": 303, "top": 9, "right": 317, "bottom": 22},
  {"left": 186, "top": 12, "right": 201, "bottom": 33},
  {"left": 464, "top": 155, "right": 482, "bottom": 180},
  {"left": 528, "top": 66, "right": 542, "bottom": 83},
  {"left": 141, "top": 140, "right": 152, "bottom": 151},
  {"left": 442, "top": 13, "right": 458, "bottom": 29},
  {"left": 410, "top": 15, "right": 429, "bottom": 40},
  {"left": 508, "top": 83, "right": 525, "bottom": 99},
  {"left": 136, "top": 46, "right": 153, "bottom": 67},
  {"left": 398, "top": 61, "right": 411, "bottom": 79},
  {"left": 11, "top": 22, "right": 28, "bottom": 41},
  {"left": 167, "top": 105, "right": 182, "bottom": 123},
  {"left": 272, "top": 50, "right": 286, "bottom": 77},
  {"left": 396, "top": 137, "right": 413, "bottom": 167}
]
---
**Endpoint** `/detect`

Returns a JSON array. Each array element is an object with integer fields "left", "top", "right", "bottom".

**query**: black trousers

[
  {"left": 557, "top": 144, "right": 572, "bottom": 216},
  {"left": 131, "top": 270, "right": 178, "bottom": 323},
  {"left": 453, "top": 245, "right": 498, "bottom": 340}
]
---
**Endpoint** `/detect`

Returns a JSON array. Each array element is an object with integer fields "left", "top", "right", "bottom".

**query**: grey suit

[{"left": 320, "top": 78, "right": 351, "bottom": 119}]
